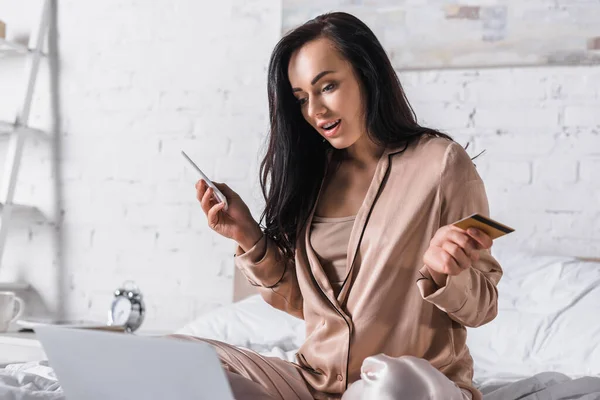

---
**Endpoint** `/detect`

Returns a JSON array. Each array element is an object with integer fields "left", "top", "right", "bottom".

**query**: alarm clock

[{"left": 108, "top": 281, "right": 145, "bottom": 333}]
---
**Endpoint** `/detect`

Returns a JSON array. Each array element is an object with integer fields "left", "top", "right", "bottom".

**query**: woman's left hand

[{"left": 423, "top": 225, "right": 493, "bottom": 283}]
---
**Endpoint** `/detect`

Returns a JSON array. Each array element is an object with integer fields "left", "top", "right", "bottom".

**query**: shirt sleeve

[
  {"left": 234, "top": 234, "right": 304, "bottom": 319},
  {"left": 417, "top": 142, "right": 503, "bottom": 328}
]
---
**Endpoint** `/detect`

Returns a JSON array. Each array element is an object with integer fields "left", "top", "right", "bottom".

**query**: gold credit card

[{"left": 452, "top": 213, "right": 515, "bottom": 240}]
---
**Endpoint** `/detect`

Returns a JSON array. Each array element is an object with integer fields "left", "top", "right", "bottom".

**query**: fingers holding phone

[
  {"left": 183, "top": 150, "right": 228, "bottom": 210},
  {"left": 185, "top": 151, "right": 262, "bottom": 250},
  {"left": 196, "top": 179, "right": 221, "bottom": 213},
  {"left": 195, "top": 178, "right": 229, "bottom": 232},
  {"left": 195, "top": 179, "right": 262, "bottom": 250}
]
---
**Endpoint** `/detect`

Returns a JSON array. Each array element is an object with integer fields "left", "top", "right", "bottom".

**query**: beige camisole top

[{"left": 310, "top": 215, "right": 356, "bottom": 296}]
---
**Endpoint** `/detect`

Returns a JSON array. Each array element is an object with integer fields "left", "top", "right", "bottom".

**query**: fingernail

[{"left": 467, "top": 228, "right": 479, "bottom": 236}]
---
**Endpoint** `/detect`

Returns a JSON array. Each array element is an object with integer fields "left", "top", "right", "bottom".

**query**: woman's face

[{"left": 288, "top": 37, "right": 366, "bottom": 149}]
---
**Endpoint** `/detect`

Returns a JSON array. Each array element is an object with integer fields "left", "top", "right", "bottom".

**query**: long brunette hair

[{"left": 260, "top": 12, "right": 452, "bottom": 257}]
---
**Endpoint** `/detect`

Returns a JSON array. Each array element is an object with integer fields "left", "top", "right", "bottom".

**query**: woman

[{"left": 186, "top": 11, "right": 501, "bottom": 400}]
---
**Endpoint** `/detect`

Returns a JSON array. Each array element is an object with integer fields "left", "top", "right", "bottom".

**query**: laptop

[{"left": 34, "top": 325, "right": 235, "bottom": 400}]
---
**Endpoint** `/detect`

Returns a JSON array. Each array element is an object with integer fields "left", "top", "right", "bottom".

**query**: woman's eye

[
  {"left": 323, "top": 83, "right": 335, "bottom": 92},
  {"left": 297, "top": 98, "right": 308, "bottom": 106}
]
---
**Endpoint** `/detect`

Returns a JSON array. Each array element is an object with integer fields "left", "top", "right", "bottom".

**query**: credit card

[{"left": 452, "top": 213, "right": 514, "bottom": 240}]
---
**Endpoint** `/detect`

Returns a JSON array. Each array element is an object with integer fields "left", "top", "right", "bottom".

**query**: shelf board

[
  {"left": 0, "top": 120, "right": 50, "bottom": 141},
  {"left": 0, "top": 38, "right": 29, "bottom": 57},
  {"left": 0, "top": 202, "right": 46, "bottom": 221},
  {"left": 0, "top": 281, "right": 31, "bottom": 291}
]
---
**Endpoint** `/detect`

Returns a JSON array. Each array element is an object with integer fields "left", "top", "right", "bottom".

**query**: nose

[{"left": 307, "top": 97, "right": 327, "bottom": 121}]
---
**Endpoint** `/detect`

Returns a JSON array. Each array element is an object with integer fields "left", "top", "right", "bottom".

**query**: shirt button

[{"left": 337, "top": 374, "right": 343, "bottom": 381}]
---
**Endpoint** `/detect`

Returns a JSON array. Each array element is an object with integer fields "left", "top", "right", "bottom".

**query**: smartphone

[
  {"left": 181, "top": 150, "right": 229, "bottom": 211},
  {"left": 452, "top": 213, "right": 514, "bottom": 240}
]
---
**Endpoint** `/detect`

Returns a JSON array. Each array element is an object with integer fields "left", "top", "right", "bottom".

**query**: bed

[
  {"left": 178, "top": 248, "right": 600, "bottom": 399},
  {"left": 1, "top": 248, "right": 600, "bottom": 399}
]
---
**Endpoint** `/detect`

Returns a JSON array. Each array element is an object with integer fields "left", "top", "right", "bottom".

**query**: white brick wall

[
  {"left": 0, "top": 0, "right": 280, "bottom": 330},
  {"left": 0, "top": 1, "right": 598, "bottom": 331},
  {"left": 58, "top": 0, "right": 280, "bottom": 330},
  {"left": 402, "top": 66, "right": 600, "bottom": 259}
]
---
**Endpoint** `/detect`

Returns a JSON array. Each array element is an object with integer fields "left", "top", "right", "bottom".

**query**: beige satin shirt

[{"left": 235, "top": 136, "right": 503, "bottom": 400}]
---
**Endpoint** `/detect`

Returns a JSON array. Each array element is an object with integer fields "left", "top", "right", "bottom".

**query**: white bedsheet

[
  {"left": 468, "top": 248, "right": 600, "bottom": 381},
  {"left": 0, "top": 361, "right": 63, "bottom": 400}
]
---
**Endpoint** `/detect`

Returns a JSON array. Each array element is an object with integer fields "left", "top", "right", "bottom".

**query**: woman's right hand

[{"left": 195, "top": 179, "right": 263, "bottom": 252}]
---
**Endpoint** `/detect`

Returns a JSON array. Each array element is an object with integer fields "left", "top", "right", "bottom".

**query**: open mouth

[{"left": 322, "top": 119, "right": 341, "bottom": 131}]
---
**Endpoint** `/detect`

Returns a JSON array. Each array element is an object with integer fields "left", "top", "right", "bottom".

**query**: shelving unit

[
  {"left": 0, "top": 120, "right": 50, "bottom": 141},
  {"left": 0, "top": 0, "right": 51, "bottom": 284},
  {"left": 0, "top": 37, "right": 29, "bottom": 56}
]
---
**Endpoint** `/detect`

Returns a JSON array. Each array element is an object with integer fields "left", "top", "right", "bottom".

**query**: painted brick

[
  {"left": 480, "top": 6, "right": 508, "bottom": 42},
  {"left": 532, "top": 158, "right": 579, "bottom": 185},
  {"left": 161, "top": 135, "right": 231, "bottom": 159},
  {"left": 480, "top": 160, "right": 532, "bottom": 185},
  {"left": 580, "top": 159, "right": 600, "bottom": 183},
  {"left": 124, "top": 204, "right": 192, "bottom": 229},
  {"left": 564, "top": 106, "right": 600, "bottom": 127},
  {"left": 128, "top": 113, "right": 194, "bottom": 136},
  {"left": 556, "top": 132, "right": 600, "bottom": 156},
  {"left": 215, "top": 157, "right": 253, "bottom": 181},
  {"left": 474, "top": 107, "right": 560, "bottom": 130},
  {"left": 548, "top": 73, "right": 600, "bottom": 102},
  {"left": 63, "top": 201, "right": 127, "bottom": 226},
  {"left": 403, "top": 82, "right": 466, "bottom": 103},
  {"left": 91, "top": 227, "right": 157, "bottom": 253},
  {"left": 588, "top": 37, "right": 600, "bottom": 51},
  {"left": 412, "top": 103, "right": 472, "bottom": 130},
  {"left": 154, "top": 181, "right": 198, "bottom": 205},
  {"left": 445, "top": 5, "right": 480, "bottom": 20},
  {"left": 493, "top": 185, "right": 592, "bottom": 213},
  {"left": 158, "top": 91, "right": 212, "bottom": 112},
  {"left": 93, "top": 89, "right": 159, "bottom": 112},
  {"left": 154, "top": 229, "right": 204, "bottom": 253},
  {"left": 471, "top": 133, "right": 556, "bottom": 157},
  {"left": 92, "top": 180, "right": 156, "bottom": 206},
  {"left": 464, "top": 78, "right": 548, "bottom": 104}
]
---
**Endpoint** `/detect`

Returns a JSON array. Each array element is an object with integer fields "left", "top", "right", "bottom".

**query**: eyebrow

[{"left": 292, "top": 70, "right": 335, "bottom": 92}]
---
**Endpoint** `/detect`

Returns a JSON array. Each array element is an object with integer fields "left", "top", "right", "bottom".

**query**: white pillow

[
  {"left": 175, "top": 294, "right": 305, "bottom": 353},
  {"left": 467, "top": 248, "right": 600, "bottom": 380}
]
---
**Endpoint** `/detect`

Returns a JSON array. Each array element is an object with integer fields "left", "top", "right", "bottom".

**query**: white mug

[{"left": 0, "top": 291, "right": 24, "bottom": 332}]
